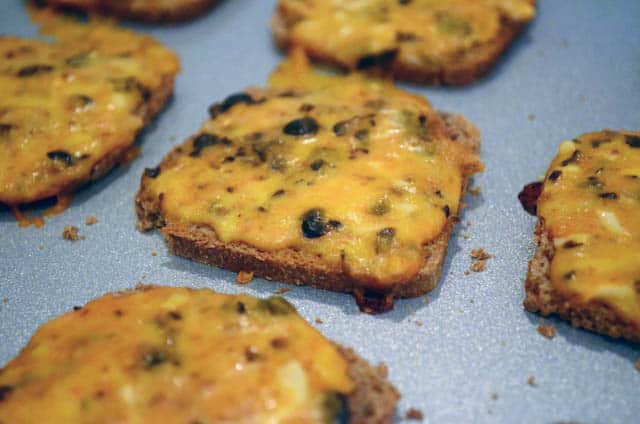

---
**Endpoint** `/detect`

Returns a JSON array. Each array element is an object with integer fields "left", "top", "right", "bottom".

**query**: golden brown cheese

[
  {"left": 142, "top": 53, "right": 482, "bottom": 285},
  {"left": 275, "top": 0, "right": 535, "bottom": 71},
  {"left": 0, "top": 10, "right": 179, "bottom": 206},
  {"left": 0, "top": 286, "right": 353, "bottom": 423},
  {"left": 537, "top": 130, "right": 640, "bottom": 327}
]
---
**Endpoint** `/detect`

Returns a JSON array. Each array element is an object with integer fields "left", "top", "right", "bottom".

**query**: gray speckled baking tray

[{"left": 1, "top": 1, "right": 639, "bottom": 422}]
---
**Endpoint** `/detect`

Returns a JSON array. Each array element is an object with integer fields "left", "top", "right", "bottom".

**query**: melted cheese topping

[
  {"left": 538, "top": 130, "right": 640, "bottom": 325},
  {"left": 144, "top": 53, "right": 482, "bottom": 285},
  {"left": 0, "top": 286, "right": 353, "bottom": 423},
  {"left": 277, "top": 0, "right": 535, "bottom": 69},
  {"left": 0, "top": 10, "right": 179, "bottom": 205}
]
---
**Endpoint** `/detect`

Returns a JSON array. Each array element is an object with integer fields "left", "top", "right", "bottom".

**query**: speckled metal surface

[{"left": 1, "top": 1, "right": 639, "bottom": 422}]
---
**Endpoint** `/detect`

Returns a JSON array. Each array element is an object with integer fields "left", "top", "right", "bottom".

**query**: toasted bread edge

[{"left": 524, "top": 221, "right": 640, "bottom": 343}]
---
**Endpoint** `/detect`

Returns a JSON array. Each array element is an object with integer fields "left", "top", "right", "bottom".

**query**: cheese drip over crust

[{"left": 0, "top": 286, "right": 354, "bottom": 423}]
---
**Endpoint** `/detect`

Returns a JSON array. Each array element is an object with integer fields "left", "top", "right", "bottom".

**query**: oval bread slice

[
  {"left": 35, "top": 0, "right": 219, "bottom": 22},
  {"left": 272, "top": 0, "right": 536, "bottom": 85},
  {"left": 0, "top": 9, "right": 179, "bottom": 206},
  {"left": 0, "top": 286, "right": 399, "bottom": 423}
]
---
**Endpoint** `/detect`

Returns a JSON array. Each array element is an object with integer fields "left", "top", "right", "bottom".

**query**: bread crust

[
  {"left": 338, "top": 346, "right": 400, "bottom": 424},
  {"left": 524, "top": 221, "right": 640, "bottom": 343},
  {"left": 272, "top": 1, "right": 536, "bottom": 86},
  {"left": 136, "top": 111, "right": 480, "bottom": 312},
  {"left": 39, "top": 0, "right": 219, "bottom": 22}
]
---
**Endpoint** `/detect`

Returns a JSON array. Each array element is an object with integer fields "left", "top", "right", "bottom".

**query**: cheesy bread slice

[
  {"left": 0, "top": 9, "right": 179, "bottom": 207},
  {"left": 523, "top": 130, "right": 640, "bottom": 342},
  {"left": 36, "top": 0, "right": 219, "bottom": 22},
  {"left": 0, "top": 286, "right": 398, "bottom": 423},
  {"left": 272, "top": 0, "right": 536, "bottom": 85},
  {"left": 136, "top": 52, "right": 483, "bottom": 313}
]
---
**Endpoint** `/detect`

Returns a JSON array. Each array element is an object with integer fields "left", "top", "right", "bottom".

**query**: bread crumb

[
  {"left": 274, "top": 287, "right": 290, "bottom": 295},
  {"left": 62, "top": 225, "right": 80, "bottom": 241},
  {"left": 471, "top": 248, "right": 493, "bottom": 260},
  {"left": 315, "top": 317, "right": 323, "bottom": 324},
  {"left": 236, "top": 271, "right": 254, "bottom": 285},
  {"left": 151, "top": 251, "right": 157, "bottom": 257},
  {"left": 2, "top": 297, "right": 8, "bottom": 304},
  {"left": 491, "top": 392, "right": 498, "bottom": 400},
  {"left": 470, "top": 248, "right": 493, "bottom": 272},
  {"left": 462, "top": 232, "right": 471, "bottom": 240},
  {"left": 85, "top": 216, "right": 98, "bottom": 226},
  {"left": 468, "top": 186, "right": 481, "bottom": 196},
  {"left": 470, "top": 260, "right": 487, "bottom": 272},
  {"left": 405, "top": 407, "right": 424, "bottom": 420},
  {"left": 414, "top": 320, "right": 423, "bottom": 327},
  {"left": 527, "top": 375, "right": 537, "bottom": 387},
  {"left": 635, "top": 359, "right": 640, "bottom": 372},
  {"left": 38, "top": 245, "right": 44, "bottom": 250},
  {"left": 537, "top": 324, "right": 557, "bottom": 339},
  {"left": 528, "top": 113, "right": 536, "bottom": 122}
]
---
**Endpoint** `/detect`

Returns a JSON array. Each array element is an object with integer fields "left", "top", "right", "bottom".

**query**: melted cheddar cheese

[
  {"left": 143, "top": 53, "right": 482, "bottom": 285},
  {"left": 276, "top": 0, "right": 535, "bottom": 70},
  {"left": 0, "top": 9, "right": 179, "bottom": 205},
  {"left": 538, "top": 130, "right": 640, "bottom": 326},
  {"left": 0, "top": 286, "right": 353, "bottom": 423}
]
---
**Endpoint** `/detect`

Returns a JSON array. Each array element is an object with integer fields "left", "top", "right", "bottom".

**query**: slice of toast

[
  {"left": 0, "top": 286, "right": 399, "bottom": 423},
  {"left": 272, "top": 0, "right": 536, "bottom": 85},
  {"left": 0, "top": 9, "right": 179, "bottom": 207},
  {"left": 136, "top": 54, "right": 482, "bottom": 313},
  {"left": 34, "top": 0, "right": 219, "bottom": 22},
  {"left": 522, "top": 130, "right": 640, "bottom": 343}
]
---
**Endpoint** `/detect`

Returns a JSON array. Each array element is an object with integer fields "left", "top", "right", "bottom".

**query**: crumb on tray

[
  {"left": 527, "top": 375, "right": 537, "bottom": 387},
  {"left": 537, "top": 324, "right": 557, "bottom": 339},
  {"left": 470, "top": 248, "right": 493, "bottom": 272},
  {"left": 274, "top": 287, "right": 290, "bottom": 295},
  {"left": 62, "top": 225, "right": 80, "bottom": 241},
  {"left": 468, "top": 186, "right": 481, "bottom": 196},
  {"left": 315, "top": 317, "right": 323, "bottom": 324},
  {"left": 236, "top": 271, "right": 254, "bottom": 285},
  {"left": 635, "top": 359, "right": 640, "bottom": 373},
  {"left": 405, "top": 407, "right": 424, "bottom": 420},
  {"left": 85, "top": 216, "right": 98, "bottom": 226}
]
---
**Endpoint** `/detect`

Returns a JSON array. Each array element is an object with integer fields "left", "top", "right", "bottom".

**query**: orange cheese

[
  {"left": 0, "top": 286, "right": 353, "bottom": 423},
  {"left": 0, "top": 10, "right": 179, "bottom": 205},
  {"left": 144, "top": 53, "right": 482, "bottom": 285},
  {"left": 537, "top": 130, "right": 640, "bottom": 325},
  {"left": 277, "top": 0, "right": 535, "bottom": 69}
]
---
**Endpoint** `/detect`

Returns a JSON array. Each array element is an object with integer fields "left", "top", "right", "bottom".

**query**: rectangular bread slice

[
  {"left": 136, "top": 56, "right": 482, "bottom": 313},
  {"left": 523, "top": 130, "right": 640, "bottom": 343}
]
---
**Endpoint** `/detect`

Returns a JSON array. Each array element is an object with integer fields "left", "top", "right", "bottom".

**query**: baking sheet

[{"left": 1, "top": 1, "right": 639, "bottom": 422}]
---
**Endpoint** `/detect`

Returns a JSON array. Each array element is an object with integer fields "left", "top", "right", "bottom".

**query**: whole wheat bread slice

[
  {"left": 136, "top": 111, "right": 480, "bottom": 313},
  {"left": 271, "top": 0, "right": 536, "bottom": 86}
]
